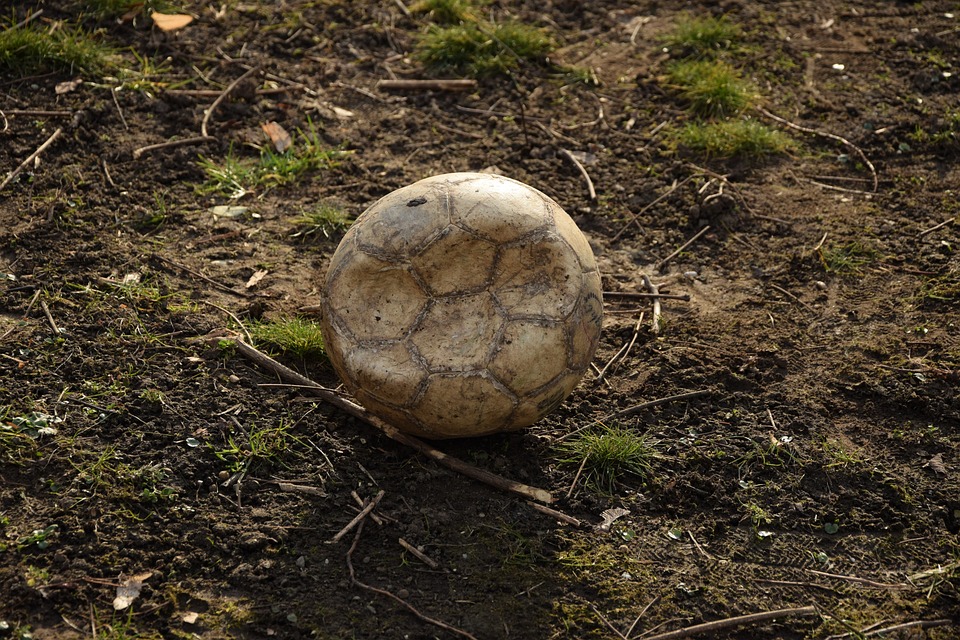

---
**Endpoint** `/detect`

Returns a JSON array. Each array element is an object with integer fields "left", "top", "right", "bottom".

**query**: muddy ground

[{"left": 1, "top": 1, "right": 959, "bottom": 638}]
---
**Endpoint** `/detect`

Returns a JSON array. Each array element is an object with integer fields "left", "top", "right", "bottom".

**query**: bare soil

[{"left": 1, "top": 1, "right": 959, "bottom": 639}]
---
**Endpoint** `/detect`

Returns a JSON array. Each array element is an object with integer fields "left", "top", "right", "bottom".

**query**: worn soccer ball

[{"left": 320, "top": 172, "right": 602, "bottom": 439}]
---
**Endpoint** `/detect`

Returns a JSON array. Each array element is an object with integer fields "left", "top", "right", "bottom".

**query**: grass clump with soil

[
  {"left": 409, "top": 0, "right": 482, "bottom": 24},
  {"left": 0, "top": 19, "right": 110, "bottom": 74},
  {"left": 678, "top": 118, "right": 794, "bottom": 157},
  {"left": 557, "top": 424, "right": 658, "bottom": 493},
  {"left": 291, "top": 204, "right": 352, "bottom": 240},
  {"left": 662, "top": 13, "right": 741, "bottom": 57},
  {"left": 197, "top": 124, "right": 344, "bottom": 198},
  {"left": 249, "top": 317, "right": 326, "bottom": 358},
  {"left": 667, "top": 60, "right": 755, "bottom": 118},
  {"left": 415, "top": 1, "right": 555, "bottom": 77}
]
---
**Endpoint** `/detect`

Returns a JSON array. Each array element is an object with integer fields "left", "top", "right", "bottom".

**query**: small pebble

[{"left": 815, "top": 281, "right": 827, "bottom": 290}]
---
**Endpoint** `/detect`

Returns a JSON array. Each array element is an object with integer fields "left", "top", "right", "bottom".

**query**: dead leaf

[
  {"left": 597, "top": 507, "right": 629, "bottom": 532},
  {"left": 926, "top": 453, "right": 947, "bottom": 475},
  {"left": 261, "top": 121, "right": 292, "bottom": 153},
  {"left": 113, "top": 571, "right": 153, "bottom": 610},
  {"left": 245, "top": 269, "right": 268, "bottom": 289},
  {"left": 151, "top": 11, "right": 194, "bottom": 31},
  {"left": 55, "top": 78, "right": 83, "bottom": 95}
]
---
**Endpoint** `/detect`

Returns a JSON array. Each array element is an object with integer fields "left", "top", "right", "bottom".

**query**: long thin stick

[
  {"left": 642, "top": 276, "right": 662, "bottom": 334},
  {"left": 376, "top": 79, "right": 477, "bottom": 91},
  {"left": 756, "top": 106, "right": 877, "bottom": 192},
  {"left": 655, "top": 226, "right": 710, "bottom": 272},
  {"left": 641, "top": 605, "right": 819, "bottom": 640},
  {"left": 151, "top": 254, "right": 249, "bottom": 298},
  {"left": 527, "top": 501, "right": 583, "bottom": 527},
  {"left": 558, "top": 149, "right": 597, "bottom": 201},
  {"left": 608, "top": 389, "right": 710, "bottom": 420},
  {"left": 604, "top": 292, "right": 691, "bottom": 301},
  {"left": 806, "top": 569, "right": 908, "bottom": 589},
  {"left": 331, "top": 490, "right": 385, "bottom": 542},
  {"left": 398, "top": 538, "right": 439, "bottom": 569},
  {"left": 0, "top": 127, "right": 63, "bottom": 191},
  {"left": 918, "top": 216, "right": 955, "bottom": 237},
  {"left": 827, "top": 618, "right": 952, "bottom": 640},
  {"left": 132, "top": 136, "right": 214, "bottom": 160},
  {"left": 201, "top": 66, "right": 260, "bottom": 138},
  {"left": 348, "top": 521, "right": 478, "bottom": 640},
  {"left": 219, "top": 336, "right": 555, "bottom": 503},
  {"left": 613, "top": 176, "right": 698, "bottom": 242}
]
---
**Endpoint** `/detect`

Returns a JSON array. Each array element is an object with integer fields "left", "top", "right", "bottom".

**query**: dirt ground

[{"left": 1, "top": 1, "right": 959, "bottom": 638}]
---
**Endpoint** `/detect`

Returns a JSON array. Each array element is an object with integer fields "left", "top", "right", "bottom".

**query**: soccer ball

[{"left": 320, "top": 172, "right": 602, "bottom": 439}]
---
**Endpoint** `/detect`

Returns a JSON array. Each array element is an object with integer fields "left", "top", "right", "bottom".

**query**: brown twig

[
  {"left": 918, "top": 216, "right": 956, "bottom": 237},
  {"left": 756, "top": 106, "right": 877, "bottom": 192},
  {"left": 613, "top": 312, "right": 645, "bottom": 376},
  {"left": 655, "top": 226, "right": 710, "bottom": 272},
  {"left": 604, "top": 292, "right": 691, "bottom": 301},
  {"left": 768, "top": 283, "right": 816, "bottom": 314},
  {"left": 332, "top": 490, "right": 385, "bottom": 542},
  {"left": 608, "top": 389, "right": 711, "bottom": 420},
  {"left": 2, "top": 109, "right": 73, "bottom": 117},
  {"left": 641, "top": 606, "right": 819, "bottom": 640},
  {"left": 527, "top": 501, "right": 583, "bottom": 527},
  {"left": 12, "top": 9, "right": 43, "bottom": 29},
  {"left": 398, "top": 538, "right": 439, "bottom": 569},
  {"left": 347, "top": 521, "right": 478, "bottom": 640},
  {"left": 641, "top": 276, "right": 662, "bottom": 334},
  {"left": 219, "top": 336, "right": 555, "bottom": 503},
  {"left": 753, "top": 578, "right": 836, "bottom": 593},
  {"left": 826, "top": 618, "right": 952, "bottom": 640},
  {"left": 132, "top": 136, "right": 214, "bottom": 160},
  {"left": 558, "top": 149, "right": 597, "bottom": 201},
  {"left": 566, "top": 455, "right": 589, "bottom": 498},
  {"left": 591, "top": 604, "right": 630, "bottom": 640},
  {"left": 613, "top": 176, "right": 697, "bottom": 242},
  {"left": 376, "top": 79, "right": 477, "bottom": 91},
  {"left": 804, "top": 178, "right": 874, "bottom": 195},
  {"left": 201, "top": 66, "right": 261, "bottom": 138},
  {"left": 0, "top": 127, "right": 63, "bottom": 191},
  {"left": 39, "top": 301, "right": 60, "bottom": 335},
  {"left": 351, "top": 491, "right": 384, "bottom": 524},
  {"left": 806, "top": 569, "right": 909, "bottom": 590},
  {"left": 625, "top": 595, "right": 661, "bottom": 638},
  {"left": 151, "top": 254, "right": 250, "bottom": 298}
]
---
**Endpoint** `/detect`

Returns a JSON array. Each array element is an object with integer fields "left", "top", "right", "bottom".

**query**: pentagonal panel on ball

[
  {"left": 553, "top": 210, "right": 598, "bottom": 273},
  {"left": 493, "top": 234, "right": 582, "bottom": 319},
  {"left": 569, "top": 285, "right": 603, "bottom": 372},
  {"left": 451, "top": 177, "right": 553, "bottom": 244},
  {"left": 510, "top": 370, "right": 583, "bottom": 428},
  {"left": 354, "top": 183, "right": 450, "bottom": 258},
  {"left": 410, "top": 226, "right": 497, "bottom": 296},
  {"left": 325, "top": 251, "right": 426, "bottom": 341},
  {"left": 489, "top": 319, "right": 568, "bottom": 396},
  {"left": 344, "top": 342, "right": 428, "bottom": 407},
  {"left": 409, "top": 293, "right": 501, "bottom": 372},
  {"left": 413, "top": 372, "right": 518, "bottom": 438}
]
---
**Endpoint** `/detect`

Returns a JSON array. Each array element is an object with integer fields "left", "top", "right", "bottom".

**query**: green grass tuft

[
  {"left": 291, "top": 204, "right": 352, "bottom": 240},
  {"left": 677, "top": 118, "right": 794, "bottom": 157},
  {"left": 416, "top": 20, "right": 555, "bottom": 76},
  {"left": 557, "top": 424, "right": 658, "bottom": 493},
  {"left": 249, "top": 317, "right": 326, "bottom": 359},
  {"left": 410, "top": 0, "right": 482, "bottom": 24},
  {"left": 818, "top": 241, "right": 879, "bottom": 274},
  {"left": 667, "top": 59, "right": 754, "bottom": 118},
  {"left": 0, "top": 20, "right": 110, "bottom": 75},
  {"left": 663, "top": 13, "right": 740, "bottom": 57},
  {"left": 198, "top": 123, "right": 345, "bottom": 198}
]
